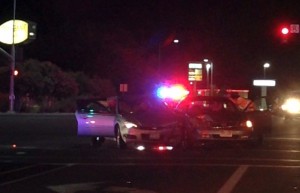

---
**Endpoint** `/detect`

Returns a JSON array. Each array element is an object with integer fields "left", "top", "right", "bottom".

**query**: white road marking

[
  {"left": 0, "top": 164, "right": 72, "bottom": 186},
  {"left": 48, "top": 183, "right": 159, "bottom": 193},
  {"left": 105, "top": 186, "right": 158, "bottom": 193},
  {"left": 217, "top": 165, "right": 249, "bottom": 193},
  {"left": 0, "top": 165, "right": 36, "bottom": 175},
  {"left": 48, "top": 182, "right": 101, "bottom": 193}
]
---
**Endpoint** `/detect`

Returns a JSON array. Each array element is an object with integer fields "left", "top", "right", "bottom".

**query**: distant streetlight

[
  {"left": 204, "top": 59, "right": 213, "bottom": 96},
  {"left": 263, "top": 63, "right": 270, "bottom": 78}
]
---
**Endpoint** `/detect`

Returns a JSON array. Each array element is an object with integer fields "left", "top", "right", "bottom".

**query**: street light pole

[
  {"left": 205, "top": 63, "right": 210, "bottom": 89},
  {"left": 263, "top": 62, "right": 270, "bottom": 79},
  {"left": 211, "top": 62, "right": 213, "bottom": 95},
  {"left": 9, "top": 0, "right": 16, "bottom": 112},
  {"left": 261, "top": 62, "right": 270, "bottom": 110},
  {"left": 204, "top": 59, "right": 213, "bottom": 96}
]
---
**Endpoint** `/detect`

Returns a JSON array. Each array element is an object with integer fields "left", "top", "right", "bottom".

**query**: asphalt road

[{"left": 1, "top": 113, "right": 300, "bottom": 193}]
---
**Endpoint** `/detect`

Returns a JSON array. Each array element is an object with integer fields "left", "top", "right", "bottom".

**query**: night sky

[{"left": 1, "top": 0, "right": 300, "bottom": 94}]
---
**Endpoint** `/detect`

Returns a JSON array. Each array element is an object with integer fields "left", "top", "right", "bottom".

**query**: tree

[
  {"left": 71, "top": 71, "right": 116, "bottom": 98},
  {"left": 15, "top": 59, "right": 79, "bottom": 112}
]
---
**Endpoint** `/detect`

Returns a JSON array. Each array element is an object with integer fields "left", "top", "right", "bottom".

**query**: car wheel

[
  {"left": 91, "top": 136, "right": 105, "bottom": 148},
  {"left": 116, "top": 126, "right": 127, "bottom": 149}
]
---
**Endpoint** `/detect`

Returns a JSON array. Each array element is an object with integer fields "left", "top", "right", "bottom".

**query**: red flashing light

[{"left": 281, "top": 27, "right": 289, "bottom": 35}]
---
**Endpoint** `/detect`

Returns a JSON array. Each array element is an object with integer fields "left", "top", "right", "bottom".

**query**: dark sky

[{"left": 1, "top": 0, "right": 300, "bottom": 92}]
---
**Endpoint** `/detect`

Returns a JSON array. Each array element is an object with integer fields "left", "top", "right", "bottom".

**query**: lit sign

[
  {"left": 188, "top": 62, "right": 202, "bottom": 81},
  {"left": 189, "top": 63, "right": 202, "bottom": 69},
  {"left": 0, "top": 20, "right": 36, "bottom": 44},
  {"left": 253, "top": 80, "right": 276, "bottom": 87},
  {"left": 290, "top": 24, "right": 299, "bottom": 33}
]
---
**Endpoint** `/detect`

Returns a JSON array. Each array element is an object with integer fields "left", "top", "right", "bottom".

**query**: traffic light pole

[
  {"left": 9, "top": 46, "right": 15, "bottom": 112},
  {"left": 9, "top": 0, "right": 16, "bottom": 112}
]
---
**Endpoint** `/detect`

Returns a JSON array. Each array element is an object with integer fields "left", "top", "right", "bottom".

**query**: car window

[
  {"left": 78, "top": 101, "right": 110, "bottom": 114},
  {"left": 178, "top": 98, "right": 237, "bottom": 116},
  {"left": 118, "top": 96, "right": 169, "bottom": 114}
]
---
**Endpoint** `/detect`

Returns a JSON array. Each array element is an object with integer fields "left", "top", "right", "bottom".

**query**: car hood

[{"left": 124, "top": 111, "right": 179, "bottom": 128}]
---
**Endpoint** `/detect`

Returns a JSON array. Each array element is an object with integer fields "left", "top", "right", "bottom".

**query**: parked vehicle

[
  {"left": 176, "top": 95, "right": 271, "bottom": 147},
  {"left": 75, "top": 95, "right": 185, "bottom": 151}
]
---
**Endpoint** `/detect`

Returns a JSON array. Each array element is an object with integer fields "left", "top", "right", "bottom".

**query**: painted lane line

[
  {"left": 0, "top": 164, "right": 73, "bottom": 187},
  {"left": 217, "top": 165, "right": 249, "bottom": 193},
  {"left": 0, "top": 165, "right": 36, "bottom": 175}
]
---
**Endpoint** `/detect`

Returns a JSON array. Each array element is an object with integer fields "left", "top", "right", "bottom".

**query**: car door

[{"left": 76, "top": 100, "right": 116, "bottom": 137}]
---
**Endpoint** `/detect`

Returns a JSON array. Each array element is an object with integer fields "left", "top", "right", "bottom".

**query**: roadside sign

[
  {"left": 290, "top": 24, "right": 299, "bottom": 33},
  {"left": 120, "top": 84, "right": 128, "bottom": 92},
  {"left": 253, "top": 79, "right": 276, "bottom": 87},
  {"left": 188, "top": 62, "right": 202, "bottom": 81},
  {"left": 0, "top": 20, "right": 36, "bottom": 44}
]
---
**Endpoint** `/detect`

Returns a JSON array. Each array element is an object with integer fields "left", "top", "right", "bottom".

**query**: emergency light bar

[{"left": 156, "top": 84, "right": 189, "bottom": 100}]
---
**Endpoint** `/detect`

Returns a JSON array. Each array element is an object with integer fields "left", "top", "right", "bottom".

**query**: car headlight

[
  {"left": 240, "top": 120, "right": 253, "bottom": 128},
  {"left": 124, "top": 121, "right": 138, "bottom": 129},
  {"left": 281, "top": 98, "right": 300, "bottom": 114}
]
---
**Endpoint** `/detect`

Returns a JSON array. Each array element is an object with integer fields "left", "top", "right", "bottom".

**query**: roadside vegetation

[{"left": 0, "top": 59, "right": 117, "bottom": 112}]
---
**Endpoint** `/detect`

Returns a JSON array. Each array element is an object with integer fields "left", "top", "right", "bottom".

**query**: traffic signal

[
  {"left": 279, "top": 26, "right": 290, "bottom": 43},
  {"left": 13, "top": 70, "right": 18, "bottom": 76},
  {"left": 281, "top": 27, "right": 289, "bottom": 35},
  {"left": 277, "top": 24, "right": 299, "bottom": 43}
]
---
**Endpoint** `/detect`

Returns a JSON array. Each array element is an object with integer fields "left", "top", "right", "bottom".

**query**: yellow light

[
  {"left": 169, "top": 85, "right": 189, "bottom": 100},
  {"left": 0, "top": 20, "right": 29, "bottom": 44},
  {"left": 282, "top": 98, "right": 300, "bottom": 114}
]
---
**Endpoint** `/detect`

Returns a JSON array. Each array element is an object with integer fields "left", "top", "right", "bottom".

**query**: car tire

[{"left": 116, "top": 126, "right": 127, "bottom": 149}]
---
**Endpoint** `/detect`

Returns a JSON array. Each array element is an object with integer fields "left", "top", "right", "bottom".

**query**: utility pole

[{"left": 9, "top": 0, "right": 16, "bottom": 112}]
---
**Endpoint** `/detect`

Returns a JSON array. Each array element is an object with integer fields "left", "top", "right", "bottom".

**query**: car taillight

[{"left": 136, "top": 145, "right": 173, "bottom": 151}]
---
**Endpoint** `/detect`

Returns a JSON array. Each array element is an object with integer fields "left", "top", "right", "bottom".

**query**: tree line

[{"left": 0, "top": 59, "right": 117, "bottom": 112}]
